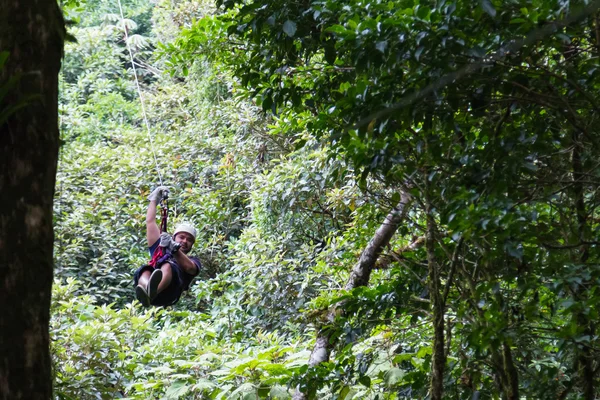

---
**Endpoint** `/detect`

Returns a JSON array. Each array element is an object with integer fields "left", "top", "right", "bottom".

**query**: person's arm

[
  {"left": 173, "top": 251, "right": 200, "bottom": 276},
  {"left": 146, "top": 200, "right": 160, "bottom": 248},
  {"left": 146, "top": 186, "right": 167, "bottom": 247}
]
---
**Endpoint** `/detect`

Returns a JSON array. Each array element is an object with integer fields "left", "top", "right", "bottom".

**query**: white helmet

[{"left": 173, "top": 223, "right": 197, "bottom": 240}]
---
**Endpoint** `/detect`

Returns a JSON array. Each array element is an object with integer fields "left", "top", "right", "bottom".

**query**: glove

[
  {"left": 159, "top": 232, "right": 180, "bottom": 253},
  {"left": 148, "top": 186, "right": 169, "bottom": 203}
]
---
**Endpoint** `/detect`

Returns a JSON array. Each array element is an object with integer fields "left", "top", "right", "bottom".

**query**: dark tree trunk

[
  {"left": 422, "top": 114, "right": 446, "bottom": 400},
  {"left": 503, "top": 343, "right": 519, "bottom": 400},
  {"left": 425, "top": 178, "right": 445, "bottom": 400},
  {"left": 571, "top": 132, "right": 595, "bottom": 400},
  {"left": 0, "top": 1, "right": 64, "bottom": 399}
]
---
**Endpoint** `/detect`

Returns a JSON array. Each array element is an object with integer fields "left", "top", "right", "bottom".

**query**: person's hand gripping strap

[
  {"left": 159, "top": 232, "right": 180, "bottom": 253},
  {"left": 148, "top": 186, "right": 169, "bottom": 203}
]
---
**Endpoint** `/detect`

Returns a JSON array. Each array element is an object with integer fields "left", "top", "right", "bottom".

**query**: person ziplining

[
  {"left": 133, "top": 186, "right": 201, "bottom": 307},
  {"left": 116, "top": 1, "right": 201, "bottom": 307}
]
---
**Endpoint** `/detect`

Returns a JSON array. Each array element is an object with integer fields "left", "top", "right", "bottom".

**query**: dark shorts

[{"left": 133, "top": 261, "right": 185, "bottom": 306}]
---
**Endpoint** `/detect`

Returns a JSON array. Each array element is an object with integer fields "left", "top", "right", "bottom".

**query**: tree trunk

[
  {"left": 294, "top": 192, "right": 412, "bottom": 400},
  {"left": 503, "top": 342, "right": 519, "bottom": 400},
  {"left": 422, "top": 113, "right": 446, "bottom": 400},
  {"left": 571, "top": 132, "right": 595, "bottom": 400},
  {"left": 345, "top": 192, "right": 412, "bottom": 290},
  {"left": 0, "top": 1, "right": 64, "bottom": 399},
  {"left": 425, "top": 180, "right": 445, "bottom": 400}
]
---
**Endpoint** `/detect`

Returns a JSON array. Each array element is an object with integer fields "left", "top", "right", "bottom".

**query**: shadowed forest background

[{"left": 45, "top": 0, "right": 600, "bottom": 398}]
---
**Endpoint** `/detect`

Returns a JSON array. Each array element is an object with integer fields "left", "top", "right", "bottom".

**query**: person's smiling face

[{"left": 174, "top": 232, "right": 195, "bottom": 253}]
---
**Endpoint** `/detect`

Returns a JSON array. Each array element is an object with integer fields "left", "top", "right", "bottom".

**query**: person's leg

[
  {"left": 148, "top": 262, "right": 173, "bottom": 300},
  {"left": 134, "top": 266, "right": 154, "bottom": 307},
  {"left": 158, "top": 262, "right": 172, "bottom": 292},
  {"left": 137, "top": 270, "right": 152, "bottom": 288}
]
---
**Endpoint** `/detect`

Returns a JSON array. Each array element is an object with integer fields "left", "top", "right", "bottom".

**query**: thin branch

[
  {"left": 443, "top": 237, "right": 464, "bottom": 308},
  {"left": 542, "top": 241, "right": 600, "bottom": 249},
  {"left": 375, "top": 236, "right": 426, "bottom": 269}
]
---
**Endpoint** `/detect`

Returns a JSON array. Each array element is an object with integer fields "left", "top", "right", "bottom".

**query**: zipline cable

[{"left": 116, "top": 0, "right": 164, "bottom": 186}]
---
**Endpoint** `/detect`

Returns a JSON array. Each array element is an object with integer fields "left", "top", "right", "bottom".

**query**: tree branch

[
  {"left": 294, "top": 191, "right": 412, "bottom": 400},
  {"left": 375, "top": 236, "right": 425, "bottom": 270}
]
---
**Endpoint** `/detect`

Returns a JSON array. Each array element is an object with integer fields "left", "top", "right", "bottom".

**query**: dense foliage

[{"left": 52, "top": 0, "right": 600, "bottom": 399}]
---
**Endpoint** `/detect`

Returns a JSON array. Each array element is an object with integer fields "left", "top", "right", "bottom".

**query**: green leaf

[
  {"left": 230, "top": 383, "right": 256, "bottom": 398},
  {"left": 375, "top": 41, "right": 387, "bottom": 53},
  {"left": 481, "top": 0, "right": 496, "bottom": 18},
  {"left": 414, "top": 46, "right": 424, "bottom": 61},
  {"left": 416, "top": 5, "right": 430, "bottom": 20},
  {"left": 384, "top": 368, "right": 404, "bottom": 386},
  {"left": 383, "top": 368, "right": 405, "bottom": 387},
  {"left": 165, "top": 380, "right": 190, "bottom": 399},
  {"left": 417, "top": 346, "right": 432, "bottom": 358},
  {"left": 326, "top": 25, "right": 348, "bottom": 35},
  {"left": 192, "top": 379, "right": 216, "bottom": 392},
  {"left": 339, "top": 385, "right": 351, "bottom": 399},
  {"left": 283, "top": 20, "right": 297, "bottom": 37},
  {"left": 269, "top": 386, "right": 290, "bottom": 399},
  {"left": 359, "top": 375, "right": 371, "bottom": 387},
  {"left": 324, "top": 43, "right": 337, "bottom": 64}
]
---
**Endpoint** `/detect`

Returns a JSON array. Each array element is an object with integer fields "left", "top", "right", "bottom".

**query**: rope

[{"left": 116, "top": 0, "right": 164, "bottom": 186}]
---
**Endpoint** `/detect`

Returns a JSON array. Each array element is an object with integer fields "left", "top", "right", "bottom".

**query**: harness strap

[
  {"left": 149, "top": 198, "right": 169, "bottom": 268},
  {"left": 148, "top": 246, "right": 166, "bottom": 268},
  {"left": 160, "top": 199, "right": 168, "bottom": 232}
]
